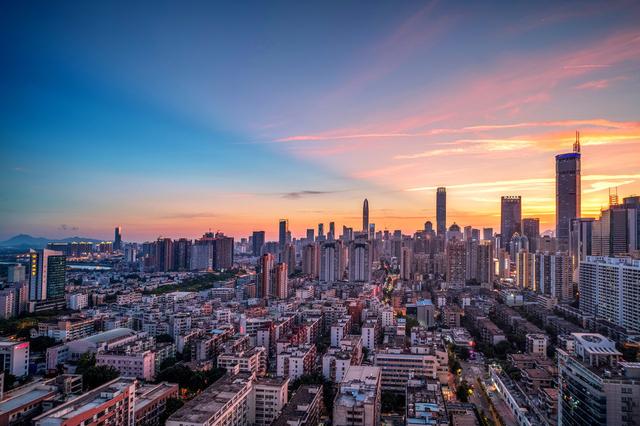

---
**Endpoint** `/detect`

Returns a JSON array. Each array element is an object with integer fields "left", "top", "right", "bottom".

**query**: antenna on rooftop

[
  {"left": 609, "top": 187, "right": 619, "bottom": 207},
  {"left": 573, "top": 130, "right": 581, "bottom": 153}
]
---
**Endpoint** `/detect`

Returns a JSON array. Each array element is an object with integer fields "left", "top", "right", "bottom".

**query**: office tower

[
  {"left": 333, "top": 366, "right": 381, "bottom": 426},
  {"left": 510, "top": 233, "right": 529, "bottom": 259},
  {"left": 446, "top": 223, "right": 462, "bottom": 242},
  {"left": 436, "top": 187, "right": 446, "bottom": 236},
  {"left": 532, "top": 252, "right": 573, "bottom": 302},
  {"left": 341, "top": 226, "right": 353, "bottom": 241},
  {"left": 369, "top": 223, "right": 375, "bottom": 239},
  {"left": 114, "top": 226, "right": 122, "bottom": 251},
  {"left": 278, "top": 219, "right": 289, "bottom": 252},
  {"left": 302, "top": 243, "right": 319, "bottom": 278},
  {"left": 592, "top": 200, "right": 639, "bottom": 257},
  {"left": 173, "top": 238, "right": 192, "bottom": 271},
  {"left": 28, "top": 249, "right": 66, "bottom": 302},
  {"left": 363, "top": 198, "right": 369, "bottom": 234},
  {"left": 275, "top": 263, "right": 288, "bottom": 299},
  {"left": 7, "top": 264, "right": 25, "bottom": 283},
  {"left": 471, "top": 228, "right": 480, "bottom": 241},
  {"left": 522, "top": 218, "right": 540, "bottom": 252},
  {"left": 482, "top": 227, "right": 493, "bottom": 241},
  {"left": 349, "top": 240, "right": 371, "bottom": 282},
  {"left": 579, "top": 256, "right": 640, "bottom": 332},
  {"left": 320, "top": 241, "right": 342, "bottom": 283},
  {"left": 558, "top": 333, "right": 640, "bottom": 426},
  {"left": 424, "top": 221, "right": 433, "bottom": 232},
  {"left": 260, "top": 253, "right": 275, "bottom": 299},
  {"left": 318, "top": 223, "right": 324, "bottom": 240},
  {"left": 329, "top": 221, "right": 336, "bottom": 240},
  {"left": 306, "top": 228, "right": 315, "bottom": 242},
  {"left": 446, "top": 239, "right": 466, "bottom": 288},
  {"left": 252, "top": 231, "right": 265, "bottom": 256},
  {"left": 556, "top": 133, "right": 581, "bottom": 251},
  {"left": 500, "top": 196, "right": 522, "bottom": 252}
]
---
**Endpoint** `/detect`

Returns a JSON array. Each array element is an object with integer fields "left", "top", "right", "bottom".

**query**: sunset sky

[{"left": 1, "top": 1, "right": 640, "bottom": 241}]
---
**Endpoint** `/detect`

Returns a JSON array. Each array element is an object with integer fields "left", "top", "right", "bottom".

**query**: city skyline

[{"left": 2, "top": 1, "right": 640, "bottom": 241}]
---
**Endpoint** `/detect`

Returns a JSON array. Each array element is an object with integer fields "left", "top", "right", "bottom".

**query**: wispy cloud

[
  {"left": 160, "top": 212, "right": 219, "bottom": 219},
  {"left": 282, "top": 190, "right": 336, "bottom": 200},
  {"left": 58, "top": 224, "right": 79, "bottom": 231},
  {"left": 394, "top": 148, "right": 465, "bottom": 160}
]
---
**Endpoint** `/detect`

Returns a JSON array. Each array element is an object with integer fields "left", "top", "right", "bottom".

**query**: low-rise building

[
  {"left": 333, "top": 366, "right": 381, "bottom": 426},
  {"left": 273, "top": 384, "right": 322, "bottom": 426}
]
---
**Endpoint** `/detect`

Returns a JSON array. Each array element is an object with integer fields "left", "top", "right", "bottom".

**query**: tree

[
  {"left": 381, "top": 392, "right": 405, "bottom": 414},
  {"left": 159, "top": 357, "right": 177, "bottom": 371},
  {"left": 160, "top": 398, "right": 184, "bottom": 423},
  {"left": 156, "top": 333, "right": 174, "bottom": 344},
  {"left": 458, "top": 347, "right": 470, "bottom": 361},
  {"left": 75, "top": 353, "right": 96, "bottom": 374},
  {"left": 29, "top": 336, "right": 57, "bottom": 353},
  {"left": 83, "top": 365, "right": 120, "bottom": 390},
  {"left": 456, "top": 380, "right": 471, "bottom": 403},
  {"left": 494, "top": 340, "right": 512, "bottom": 360}
]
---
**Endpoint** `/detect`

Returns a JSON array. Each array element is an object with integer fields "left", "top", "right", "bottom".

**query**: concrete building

[
  {"left": 558, "top": 333, "right": 640, "bottom": 426},
  {"left": 217, "top": 347, "right": 267, "bottom": 377},
  {"left": 97, "top": 349, "right": 156, "bottom": 381},
  {"left": 134, "top": 382, "right": 179, "bottom": 426},
  {"left": 525, "top": 334, "right": 547, "bottom": 358},
  {"left": 34, "top": 378, "right": 136, "bottom": 426},
  {"left": 373, "top": 347, "right": 448, "bottom": 392},
  {"left": 0, "top": 341, "right": 29, "bottom": 377},
  {"left": 416, "top": 299, "right": 435, "bottom": 328},
  {"left": 273, "top": 385, "right": 322, "bottom": 426},
  {"left": 579, "top": 256, "right": 640, "bottom": 332},
  {"left": 166, "top": 372, "right": 254, "bottom": 426},
  {"left": 250, "top": 377, "right": 289, "bottom": 426},
  {"left": 333, "top": 366, "right": 381, "bottom": 426}
]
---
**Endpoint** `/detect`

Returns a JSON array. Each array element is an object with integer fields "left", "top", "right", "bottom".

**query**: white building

[
  {"left": 579, "top": 256, "right": 640, "bottom": 332},
  {"left": 249, "top": 377, "right": 289, "bottom": 425},
  {"left": 333, "top": 366, "right": 381, "bottom": 426},
  {"left": 525, "top": 334, "right": 547, "bottom": 357},
  {"left": 67, "top": 293, "right": 88, "bottom": 310},
  {"left": 97, "top": 349, "right": 156, "bottom": 381},
  {"left": 0, "top": 341, "right": 30, "bottom": 377}
]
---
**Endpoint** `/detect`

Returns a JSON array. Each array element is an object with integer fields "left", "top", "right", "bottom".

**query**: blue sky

[{"left": 2, "top": 1, "right": 639, "bottom": 240}]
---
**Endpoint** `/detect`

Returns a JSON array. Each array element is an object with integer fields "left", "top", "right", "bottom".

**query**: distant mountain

[{"left": 0, "top": 234, "right": 105, "bottom": 249}]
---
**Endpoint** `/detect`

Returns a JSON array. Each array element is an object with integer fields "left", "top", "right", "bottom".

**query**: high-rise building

[
  {"left": 114, "top": 226, "right": 122, "bottom": 251},
  {"left": 592, "top": 201, "right": 638, "bottom": 257},
  {"left": 320, "top": 241, "right": 344, "bottom": 283},
  {"left": 260, "top": 253, "right": 275, "bottom": 299},
  {"left": 363, "top": 198, "right": 369, "bottom": 234},
  {"left": 329, "top": 221, "right": 336, "bottom": 241},
  {"left": 532, "top": 252, "right": 573, "bottom": 302},
  {"left": 522, "top": 218, "right": 540, "bottom": 252},
  {"left": 579, "top": 256, "right": 640, "bottom": 332},
  {"left": 282, "top": 243, "right": 296, "bottom": 274},
  {"left": 275, "top": 263, "right": 288, "bottom": 299},
  {"left": 446, "top": 239, "right": 466, "bottom": 288},
  {"left": 252, "top": 231, "right": 265, "bottom": 256},
  {"left": 318, "top": 223, "right": 324, "bottom": 240},
  {"left": 153, "top": 238, "right": 174, "bottom": 272},
  {"left": 306, "top": 228, "right": 315, "bottom": 242},
  {"left": 7, "top": 264, "right": 25, "bottom": 283},
  {"left": 557, "top": 333, "right": 639, "bottom": 426},
  {"left": 173, "top": 238, "right": 192, "bottom": 271},
  {"left": 556, "top": 133, "right": 581, "bottom": 251},
  {"left": 349, "top": 240, "right": 372, "bottom": 283},
  {"left": 482, "top": 227, "right": 493, "bottom": 241},
  {"left": 500, "top": 196, "right": 522, "bottom": 252},
  {"left": 279, "top": 219, "right": 289, "bottom": 252},
  {"left": 569, "top": 217, "right": 594, "bottom": 279},
  {"left": 436, "top": 187, "right": 446, "bottom": 236},
  {"left": 28, "top": 249, "right": 66, "bottom": 303},
  {"left": 302, "top": 243, "right": 319, "bottom": 278}
]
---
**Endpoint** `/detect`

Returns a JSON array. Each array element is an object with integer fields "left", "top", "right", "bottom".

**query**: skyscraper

[
  {"left": 252, "top": 231, "right": 265, "bottom": 256},
  {"left": 363, "top": 198, "right": 369, "bottom": 234},
  {"left": 556, "top": 132, "right": 581, "bottom": 251},
  {"left": 436, "top": 187, "right": 446, "bottom": 236},
  {"left": 259, "top": 253, "right": 275, "bottom": 299},
  {"left": 278, "top": 219, "right": 289, "bottom": 252},
  {"left": 275, "top": 262, "right": 288, "bottom": 299},
  {"left": 482, "top": 228, "right": 493, "bottom": 241},
  {"left": 500, "top": 196, "right": 522, "bottom": 252},
  {"left": 28, "top": 249, "right": 66, "bottom": 311},
  {"left": 522, "top": 218, "right": 540, "bottom": 252},
  {"left": 114, "top": 226, "right": 122, "bottom": 251},
  {"left": 349, "top": 239, "right": 372, "bottom": 283},
  {"left": 329, "top": 221, "right": 336, "bottom": 240},
  {"left": 318, "top": 223, "right": 324, "bottom": 240}
]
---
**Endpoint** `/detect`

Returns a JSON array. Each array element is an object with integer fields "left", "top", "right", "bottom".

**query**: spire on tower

[{"left": 573, "top": 130, "right": 581, "bottom": 153}]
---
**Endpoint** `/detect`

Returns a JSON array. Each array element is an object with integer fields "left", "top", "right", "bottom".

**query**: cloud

[
  {"left": 394, "top": 148, "right": 466, "bottom": 160},
  {"left": 282, "top": 190, "right": 336, "bottom": 200},
  {"left": 58, "top": 224, "right": 79, "bottom": 231}
]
